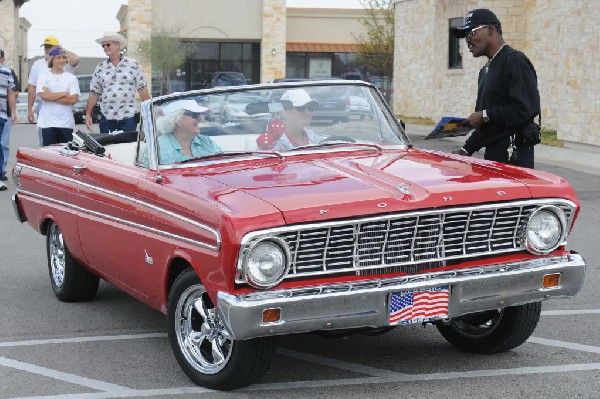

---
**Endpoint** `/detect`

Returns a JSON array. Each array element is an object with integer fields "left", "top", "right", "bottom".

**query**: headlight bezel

[
  {"left": 238, "top": 237, "right": 291, "bottom": 289},
  {"left": 524, "top": 205, "right": 567, "bottom": 255}
]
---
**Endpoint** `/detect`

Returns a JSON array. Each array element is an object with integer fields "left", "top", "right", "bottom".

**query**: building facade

[
  {"left": 118, "top": 0, "right": 370, "bottom": 95},
  {"left": 0, "top": 0, "right": 30, "bottom": 91},
  {"left": 393, "top": 0, "right": 600, "bottom": 147}
]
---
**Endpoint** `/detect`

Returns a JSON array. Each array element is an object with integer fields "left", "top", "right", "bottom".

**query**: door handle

[{"left": 73, "top": 165, "right": 87, "bottom": 173}]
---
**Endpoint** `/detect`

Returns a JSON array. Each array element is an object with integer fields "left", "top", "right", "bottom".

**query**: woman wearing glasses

[
  {"left": 257, "top": 88, "right": 324, "bottom": 151},
  {"left": 155, "top": 100, "right": 221, "bottom": 164}
]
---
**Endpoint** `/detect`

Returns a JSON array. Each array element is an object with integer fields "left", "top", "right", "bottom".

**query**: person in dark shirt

[{"left": 452, "top": 9, "right": 540, "bottom": 168}]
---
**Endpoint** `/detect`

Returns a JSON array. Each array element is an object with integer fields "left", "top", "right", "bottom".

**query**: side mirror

[{"left": 398, "top": 119, "right": 406, "bottom": 130}]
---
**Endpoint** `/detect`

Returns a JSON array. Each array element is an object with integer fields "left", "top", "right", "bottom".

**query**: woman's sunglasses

[
  {"left": 101, "top": 43, "right": 112, "bottom": 48},
  {"left": 183, "top": 110, "right": 202, "bottom": 119},
  {"left": 294, "top": 103, "right": 316, "bottom": 112}
]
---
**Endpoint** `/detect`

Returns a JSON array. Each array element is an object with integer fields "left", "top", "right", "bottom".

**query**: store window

[
  {"left": 286, "top": 52, "right": 368, "bottom": 80},
  {"left": 449, "top": 18, "right": 463, "bottom": 69},
  {"left": 157, "top": 41, "right": 260, "bottom": 94}
]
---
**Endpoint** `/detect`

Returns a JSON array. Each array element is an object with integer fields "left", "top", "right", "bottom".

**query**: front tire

[
  {"left": 46, "top": 221, "right": 99, "bottom": 302},
  {"left": 436, "top": 303, "right": 542, "bottom": 354},
  {"left": 167, "top": 269, "right": 275, "bottom": 390}
]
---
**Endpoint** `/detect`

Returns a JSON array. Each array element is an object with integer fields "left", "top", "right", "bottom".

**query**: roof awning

[{"left": 286, "top": 42, "right": 358, "bottom": 53}]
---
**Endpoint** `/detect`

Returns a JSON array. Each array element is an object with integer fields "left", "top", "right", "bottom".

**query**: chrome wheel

[
  {"left": 48, "top": 223, "right": 66, "bottom": 288},
  {"left": 175, "top": 285, "right": 233, "bottom": 374}
]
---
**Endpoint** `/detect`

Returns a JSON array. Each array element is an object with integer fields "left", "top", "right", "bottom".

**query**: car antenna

[{"left": 155, "top": 171, "right": 164, "bottom": 183}]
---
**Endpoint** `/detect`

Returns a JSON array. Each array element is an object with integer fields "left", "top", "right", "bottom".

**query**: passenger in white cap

[
  {"left": 257, "top": 88, "right": 325, "bottom": 151},
  {"left": 155, "top": 99, "right": 221, "bottom": 164}
]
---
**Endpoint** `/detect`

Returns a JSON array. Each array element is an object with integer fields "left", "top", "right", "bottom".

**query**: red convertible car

[{"left": 12, "top": 81, "right": 585, "bottom": 390}]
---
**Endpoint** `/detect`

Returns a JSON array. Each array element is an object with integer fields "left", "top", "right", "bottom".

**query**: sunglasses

[
  {"left": 465, "top": 25, "right": 488, "bottom": 40},
  {"left": 183, "top": 110, "right": 202, "bottom": 119},
  {"left": 294, "top": 103, "right": 316, "bottom": 112},
  {"left": 43, "top": 44, "right": 54, "bottom": 49},
  {"left": 101, "top": 43, "right": 112, "bottom": 48}
]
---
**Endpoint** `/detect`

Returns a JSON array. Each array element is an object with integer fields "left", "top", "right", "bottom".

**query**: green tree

[
  {"left": 138, "top": 28, "right": 190, "bottom": 95},
  {"left": 354, "top": 0, "right": 395, "bottom": 101}
]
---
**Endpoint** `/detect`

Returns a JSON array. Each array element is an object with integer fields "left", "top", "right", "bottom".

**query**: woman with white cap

[
  {"left": 256, "top": 88, "right": 324, "bottom": 151},
  {"left": 155, "top": 99, "right": 222, "bottom": 164},
  {"left": 36, "top": 46, "right": 80, "bottom": 146}
]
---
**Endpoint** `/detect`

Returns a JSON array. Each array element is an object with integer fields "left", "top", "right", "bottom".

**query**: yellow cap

[{"left": 41, "top": 36, "right": 60, "bottom": 47}]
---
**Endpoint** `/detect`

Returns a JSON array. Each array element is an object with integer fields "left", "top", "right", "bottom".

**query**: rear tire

[
  {"left": 167, "top": 269, "right": 275, "bottom": 390},
  {"left": 46, "top": 221, "right": 99, "bottom": 302},
  {"left": 436, "top": 303, "right": 541, "bottom": 354}
]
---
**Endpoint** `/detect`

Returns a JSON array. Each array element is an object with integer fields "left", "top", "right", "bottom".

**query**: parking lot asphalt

[
  {"left": 405, "top": 124, "right": 600, "bottom": 176},
  {"left": 1, "top": 122, "right": 599, "bottom": 399}
]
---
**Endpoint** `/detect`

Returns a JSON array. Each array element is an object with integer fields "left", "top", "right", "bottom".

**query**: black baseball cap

[{"left": 453, "top": 9, "right": 501, "bottom": 38}]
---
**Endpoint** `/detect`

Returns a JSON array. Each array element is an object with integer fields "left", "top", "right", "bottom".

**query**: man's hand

[
  {"left": 27, "top": 109, "right": 35, "bottom": 123},
  {"left": 85, "top": 115, "right": 94, "bottom": 131},
  {"left": 458, "top": 111, "right": 485, "bottom": 129},
  {"left": 452, "top": 148, "right": 470, "bottom": 156}
]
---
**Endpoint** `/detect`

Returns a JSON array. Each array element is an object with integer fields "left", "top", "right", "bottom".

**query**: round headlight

[
  {"left": 245, "top": 239, "right": 290, "bottom": 289},
  {"left": 525, "top": 206, "right": 566, "bottom": 254}
]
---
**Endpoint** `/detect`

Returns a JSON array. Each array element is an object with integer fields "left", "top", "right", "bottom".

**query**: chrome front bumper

[{"left": 217, "top": 253, "right": 585, "bottom": 340}]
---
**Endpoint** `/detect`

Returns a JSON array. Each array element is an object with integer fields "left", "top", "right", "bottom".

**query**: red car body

[{"left": 12, "top": 82, "right": 585, "bottom": 390}]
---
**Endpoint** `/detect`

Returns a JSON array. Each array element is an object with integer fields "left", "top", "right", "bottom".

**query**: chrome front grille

[{"left": 241, "top": 200, "right": 576, "bottom": 280}]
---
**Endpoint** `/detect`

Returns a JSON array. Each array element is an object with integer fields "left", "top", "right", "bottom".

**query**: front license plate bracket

[{"left": 388, "top": 285, "right": 450, "bottom": 325}]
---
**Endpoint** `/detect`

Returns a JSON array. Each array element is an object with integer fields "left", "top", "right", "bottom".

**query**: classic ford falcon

[{"left": 12, "top": 81, "right": 585, "bottom": 390}]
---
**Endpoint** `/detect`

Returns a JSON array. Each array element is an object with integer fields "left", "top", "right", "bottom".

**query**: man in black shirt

[{"left": 452, "top": 9, "right": 540, "bottom": 168}]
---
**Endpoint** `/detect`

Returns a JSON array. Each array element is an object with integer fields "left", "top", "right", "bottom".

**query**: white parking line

[
  {"left": 277, "top": 347, "right": 404, "bottom": 378},
  {"left": 529, "top": 337, "right": 600, "bottom": 354},
  {"left": 0, "top": 356, "right": 134, "bottom": 393},
  {"left": 541, "top": 309, "right": 600, "bottom": 316},
  {"left": 0, "top": 333, "right": 167, "bottom": 348}
]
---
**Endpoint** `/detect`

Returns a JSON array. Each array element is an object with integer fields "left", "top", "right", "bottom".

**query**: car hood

[{"left": 170, "top": 148, "right": 571, "bottom": 224}]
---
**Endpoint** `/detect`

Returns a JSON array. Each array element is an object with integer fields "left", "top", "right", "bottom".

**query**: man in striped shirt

[{"left": 0, "top": 49, "right": 17, "bottom": 191}]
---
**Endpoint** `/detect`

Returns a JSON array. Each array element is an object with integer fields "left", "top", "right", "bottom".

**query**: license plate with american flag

[{"left": 389, "top": 285, "right": 450, "bottom": 325}]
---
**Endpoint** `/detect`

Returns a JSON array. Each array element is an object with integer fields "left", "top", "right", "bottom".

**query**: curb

[{"left": 406, "top": 124, "right": 600, "bottom": 176}]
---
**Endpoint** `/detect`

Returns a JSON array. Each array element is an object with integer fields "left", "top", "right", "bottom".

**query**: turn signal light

[
  {"left": 542, "top": 273, "right": 560, "bottom": 288},
  {"left": 262, "top": 308, "right": 281, "bottom": 323}
]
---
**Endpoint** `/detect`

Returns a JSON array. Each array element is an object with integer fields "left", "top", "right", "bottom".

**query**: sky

[{"left": 19, "top": 0, "right": 365, "bottom": 59}]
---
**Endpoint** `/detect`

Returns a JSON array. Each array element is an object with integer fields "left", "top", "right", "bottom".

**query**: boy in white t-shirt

[{"left": 36, "top": 47, "right": 80, "bottom": 146}]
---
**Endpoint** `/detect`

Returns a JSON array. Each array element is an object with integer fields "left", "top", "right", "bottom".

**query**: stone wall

[
  {"left": 393, "top": 0, "right": 600, "bottom": 147},
  {"left": 526, "top": 1, "right": 600, "bottom": 146},
  {"left": 261, "top": 0, "right": 287, "bottom": 82},
  {"left": 126, "top": 0, "right": 153, "bottom": 88},
  {"left": 0, "top": 1, "right": 18, "bottom": 70}
]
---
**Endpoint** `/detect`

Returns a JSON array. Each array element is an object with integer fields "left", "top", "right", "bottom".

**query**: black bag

[{"left": 520, "top": 122, "right": 541, "bottom": 145}]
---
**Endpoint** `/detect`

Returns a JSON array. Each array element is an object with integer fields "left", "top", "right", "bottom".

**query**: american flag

[{"left": 389, "top": 286, "right": 449, "bottom": 325}]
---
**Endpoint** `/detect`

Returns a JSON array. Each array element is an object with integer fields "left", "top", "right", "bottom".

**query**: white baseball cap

[
  {"left": 280, "top": 89, "right": 318, "bottom": 107},
  {"left": 161, "top": 99, "right": 208, "bottom": 115}
]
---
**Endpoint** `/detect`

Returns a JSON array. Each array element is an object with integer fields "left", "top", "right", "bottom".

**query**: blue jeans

[
  {"left": 99, "top": 115, "right": 137, "bottom": 133},
  {"left": 1, "top": 117, "right": 11, "bottom": 175},
  {"left": 0, "top": 118, "right": 5, "bottom": 176}
]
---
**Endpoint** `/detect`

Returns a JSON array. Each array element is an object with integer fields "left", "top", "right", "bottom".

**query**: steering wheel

[{"left": 319, "top": 136, "right": 356, "bottom": 144}]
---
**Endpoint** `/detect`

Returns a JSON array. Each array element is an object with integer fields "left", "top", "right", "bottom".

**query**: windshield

[{"left": 143, "top": 82, "right": 407, "bottom": 167}]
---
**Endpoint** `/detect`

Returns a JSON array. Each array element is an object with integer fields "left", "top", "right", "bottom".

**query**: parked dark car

[
  {"left": 73, "top": 92, "right": 100, "bottom": 124},
  {"left": 310, "top": 83, "right": 351, "bottom": 123},
  {"left": 210, "top": 72, "right": 248, "bottom": 88}
]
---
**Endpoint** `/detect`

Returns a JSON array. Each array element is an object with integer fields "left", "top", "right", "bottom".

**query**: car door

[{"left": 74, "top": 155, "right": 153, "bottom": 300}]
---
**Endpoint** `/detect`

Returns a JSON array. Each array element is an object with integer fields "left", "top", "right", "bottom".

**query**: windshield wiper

[
  {"left": 290, "top": 141, "right": 384, "bottom": 152},
  {"left": 178, "top": 150, "right": 283, "bottom": 164}
]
